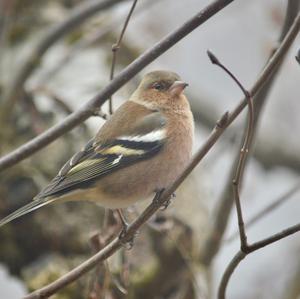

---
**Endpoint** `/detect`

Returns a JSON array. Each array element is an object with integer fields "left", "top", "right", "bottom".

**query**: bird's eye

[{"left": 153, "top": 82, "right": 165, "bottom": 91}]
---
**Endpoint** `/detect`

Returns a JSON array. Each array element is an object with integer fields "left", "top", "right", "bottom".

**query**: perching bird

[{"left": 0, "top": 70, "right": 194, "bottom": 228}]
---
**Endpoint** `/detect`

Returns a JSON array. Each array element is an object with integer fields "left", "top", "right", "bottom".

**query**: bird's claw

[
  {"left": 159, "top": 192, "right": 175, "bottom": 211},
  {"left": 152, "top": 189, "right": 165, "bottom": 206},
  {"left": 118, "top": 224, "right": 138, "bottom": 250},
  {"left": 119, "top": 222, "right": 129, "bottom": 239}
]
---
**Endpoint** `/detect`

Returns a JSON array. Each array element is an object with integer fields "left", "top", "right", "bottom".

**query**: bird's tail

[{"left": 0, "top": 197, "right": 54, "bottom": 228}]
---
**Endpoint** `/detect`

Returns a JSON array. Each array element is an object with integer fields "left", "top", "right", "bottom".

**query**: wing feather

[{"left": 37, "top": 112, "right": 167, "bottom": 199}]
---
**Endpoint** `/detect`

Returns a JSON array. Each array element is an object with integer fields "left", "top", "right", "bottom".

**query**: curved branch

[
  {"left": 0, "top": 0, "right": 235, "bottom": 172},
  {"left": 207, "top": 50, "right": 254, "bottom": 250},
  {"left": 218, "top": 250, "right": 246, "bottom": 299},
  {"left": 108, "top": 0, "right": 138, "bottom": 114},
  {"left": 218, "top": 220, "right": 300, "bottom": 299},
  {"left": 226, "top": 181, "right": 300, "bottom": 243}
]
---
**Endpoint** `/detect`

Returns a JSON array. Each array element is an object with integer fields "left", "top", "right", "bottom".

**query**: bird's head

[{"left": 130, "top": 70, "right": 189, "bottom": 111}]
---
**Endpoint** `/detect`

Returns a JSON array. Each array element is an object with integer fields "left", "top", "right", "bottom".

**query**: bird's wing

[{"left": 38, "top": 112, "right": 167, "bottom": 199}]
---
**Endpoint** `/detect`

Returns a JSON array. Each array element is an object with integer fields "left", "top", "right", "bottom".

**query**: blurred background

[{"left": 0, "top": 0, "right": 300, "bottom": 298}]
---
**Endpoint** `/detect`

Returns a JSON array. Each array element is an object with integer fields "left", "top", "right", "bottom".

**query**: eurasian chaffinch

[{"left": 0, "top": 70, "right": 194, "bottom": 227}]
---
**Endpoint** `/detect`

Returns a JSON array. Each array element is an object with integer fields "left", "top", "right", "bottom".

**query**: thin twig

[
  {"left": 207, "top": 50, "right": 254, "bottom": 250},
  {"left": 23, "top": 111, "right": 230, "bottom": 299},
  {"left": 0, "top": 0, "right": 235, "bottom": 172},
  {"left": 248, "top": 222, "right": 300, "bottom": 251},
  {"left": 218, "top": 250, "right": 246, "bottom": 299},
  {"left": 108, "top": 0, "right": 138, "bottom": 114},
  {"left": 218, "top": 220, "right": 300, "bottom": 299},
  {"left": 226, "top": 181, "right": 300, "bottom": 243}
]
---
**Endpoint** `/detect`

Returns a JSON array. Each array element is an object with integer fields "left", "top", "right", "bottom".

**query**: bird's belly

[
  {"left": 83, "top": 187, "right": 148, "bottom": 209},
  {"left": 92, "top": 152, "right": 191, "bottom": 208}
]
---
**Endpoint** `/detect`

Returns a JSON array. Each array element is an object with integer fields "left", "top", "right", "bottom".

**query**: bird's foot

[
  {"left": 159, "top": 192, "right": 175, "bottom": 211},
  {"left": 115, "top": 209, "right": 137, "bottom": 249},
  {"left": 118, "top": 223, "right": 138, "bottom": 250},
  {"left": 152, "top": 189, "right": 165, "bottom": 206}
]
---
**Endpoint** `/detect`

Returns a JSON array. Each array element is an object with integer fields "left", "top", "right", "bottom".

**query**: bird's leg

[
  {"left": 152, "top": 188, "right": 165, "bottom": 206},
  {"left": 116, "top": 209, "right": 135, "bottom": 250},
  {"left": 160, "top": 192, "right": 176, "bottom": 210},
  {"left": 152, "top": 189, "right": 175, "bottom": 210},
  {"left": 116, "top": 208, "right": 129, "bottom": 232}
]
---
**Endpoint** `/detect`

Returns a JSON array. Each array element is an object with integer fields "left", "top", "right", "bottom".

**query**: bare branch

[
  {"left": 218, "top": 250, "right": 246, "bottom": 299},
  {"left": 226, "top": 181, "right": 300, "bottom": 243},
  {"left": 0, "top": 0, "right": 235, "bottom": 172},
  {"left": 248, "top": 222, "right": 300, "bottom": 251},
  {"left": 207, "top": 50, "right": 254, "bottom": 251},
  {"left": 218, "top": 220, "right": 300, "bottom": 299},
  {"left": 108, "top": 0, "right": 138, "bottom": 114}
]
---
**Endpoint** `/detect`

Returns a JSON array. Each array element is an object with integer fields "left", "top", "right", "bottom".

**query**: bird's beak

[{"left": 169, "top": 81, "right": 189, "bottom": 96}]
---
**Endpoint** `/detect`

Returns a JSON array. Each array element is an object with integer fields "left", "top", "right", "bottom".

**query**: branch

[
  {"left": 207, "top": 49, "right": 255, "bottom": 299},
  {"left": 207, "top": 50, "right": 254, "bottom": 251},
  {"left": 24, "top": 111, "right": 230, "bottom": 299},
  {"left": 218, "top": 220, "right": 300, "bottom": 299},
  {"left": 0, "top": 0, "right": 235, "bottom": 172},
  {"left": 108, "top": 0, "right": 138, "bottom": 114},
  {"left": 226, "top": 181, "right": 300, "bottom": 243},
  {"left": 218, "top": 250, "right": 246, "bottom": 299}
]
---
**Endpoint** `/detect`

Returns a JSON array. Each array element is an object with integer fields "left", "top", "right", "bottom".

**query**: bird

[{"left": 0, "top": 70, "right": 194, "bottom": 228}]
